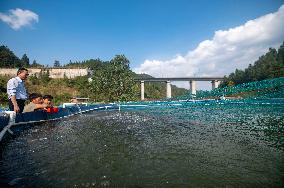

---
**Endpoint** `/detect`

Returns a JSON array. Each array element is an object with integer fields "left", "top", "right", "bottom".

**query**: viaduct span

[{"left": 135, "top": 77, "right": 224, "bottom": 100}]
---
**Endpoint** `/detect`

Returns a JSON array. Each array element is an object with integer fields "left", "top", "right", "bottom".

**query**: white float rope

[
  {"left": 77, "top": 104, "right": 82, "bottom": 114},
  {"left": 0, "top": 111, "right": 16, "bottom": 141}
]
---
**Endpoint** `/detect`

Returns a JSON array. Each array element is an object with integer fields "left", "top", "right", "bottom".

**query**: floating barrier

[{"left": 0, "top": 103, "right": 119, "bottom": 142}]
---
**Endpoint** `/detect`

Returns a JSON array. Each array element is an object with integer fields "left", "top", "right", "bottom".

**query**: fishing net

[{"left": 174, "top": 77, "right": 284, "bottom": 100}]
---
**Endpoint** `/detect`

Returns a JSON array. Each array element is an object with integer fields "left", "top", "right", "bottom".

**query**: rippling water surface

[{"left": 1, "top": 100, "right": 284, "bottom": 187}]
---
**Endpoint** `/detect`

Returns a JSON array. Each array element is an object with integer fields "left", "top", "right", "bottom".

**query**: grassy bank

[{"left": 0, "top": 75, "right": 189, "bottom": 106}]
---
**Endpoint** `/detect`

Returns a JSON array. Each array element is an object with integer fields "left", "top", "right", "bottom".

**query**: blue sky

[{"left": 0, "top": 0, "right": 284, "bottom": 89}]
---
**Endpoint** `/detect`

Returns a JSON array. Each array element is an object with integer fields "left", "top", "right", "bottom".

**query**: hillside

[
  {"left": 220, "top": 42, "right": 284, "bottom": 87},
  {"left": 0, "top": 46, "right": 188, "bottom": 104}
]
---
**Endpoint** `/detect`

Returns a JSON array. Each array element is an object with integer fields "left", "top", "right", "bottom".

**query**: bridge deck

[{"left": 135, "top": 77, "right": 224, "bottom": 82}]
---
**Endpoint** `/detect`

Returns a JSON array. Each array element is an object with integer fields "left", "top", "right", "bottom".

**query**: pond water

[{"left": 0, "top": 99, "right": 284, "bottom": 187}]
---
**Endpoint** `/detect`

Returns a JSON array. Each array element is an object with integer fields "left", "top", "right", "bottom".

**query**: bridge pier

[
  {"left": 211, "top": 80, "right": 220, "bottom": 90},
  {"left": 141, "top": 81, "right": 145, "bottom": 100},
  {"left": 136, "top": 77, "right": 224, "bottom": 101},
  {"left": 189, "top": 80, "right": 196, "bottom": 95},
  {"left": 166, "top": 81, "right": 172, "bottom": 98}
]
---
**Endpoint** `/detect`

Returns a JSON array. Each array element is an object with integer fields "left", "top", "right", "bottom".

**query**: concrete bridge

[{"left": 135, "top": 77, "right": 224, "bottom": 100}]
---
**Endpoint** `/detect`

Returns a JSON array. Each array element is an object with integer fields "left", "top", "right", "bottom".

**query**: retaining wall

[{"left": 0, "top": 68, "right": 91, "bottom": 78}]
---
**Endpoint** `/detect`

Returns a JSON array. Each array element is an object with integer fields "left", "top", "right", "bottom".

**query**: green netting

[{"left": 174, "top": 77, "right": 284, "bottom": 100}]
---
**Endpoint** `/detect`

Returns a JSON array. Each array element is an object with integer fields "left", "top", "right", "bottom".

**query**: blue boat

[{"left": 0, "top": 103, "right": 119, "bottom": 142}]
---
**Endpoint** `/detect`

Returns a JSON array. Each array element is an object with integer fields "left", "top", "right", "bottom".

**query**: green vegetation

[
  {"left": 64, "top": 59, "right": 104, "bottom": 70},
  {"left": 176, "top": 43, "right": 284, "bottom": 100},
  {"left": 4, "top": 42, "right": 282, "bottom": 104},
  {"left": 135, "top": 74, "right": 188, "bottom": 99},
  {"left": 54, "top": 60, "right": 61, "bottom": 67},
  {"left": 0, "top": 46, "right": 22, "bottom": 68},
  {"left": 0, "top": 45, "right": 187, "bottom": 105},
  {"left": 90, "top": 55, "right": 137, "bottom": 102},
  {"left": 220, "top": 42, "right": 284, "bottom": 87},
  {"left": 201, "top": 77, "right": 283, "bottom": 99},
  {"left": 0, "top": 45, "right": 42, "bottom": 68},
  {"left": 0, "top": 75, "right": 9, "bottom": 104}
]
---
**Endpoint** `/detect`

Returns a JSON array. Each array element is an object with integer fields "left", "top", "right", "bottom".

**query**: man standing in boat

[{"left": 6, "top": 68, "right": 29, "bottom": 113}]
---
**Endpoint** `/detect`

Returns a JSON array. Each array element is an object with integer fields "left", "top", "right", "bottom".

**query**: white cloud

[
  {"left": 0, "top": 8, "right": 39, "bottom": 30},
  {"left": 134, "top": 5, "right": 284, "bottom": 89}
]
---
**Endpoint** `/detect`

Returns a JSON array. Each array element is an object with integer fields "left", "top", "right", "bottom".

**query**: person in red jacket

[
  {"left": 43, "top": 95, "right": 54, "bottom": 106},
  {"left": 43, "top": 95, "right": 58, "bottom": 113}
]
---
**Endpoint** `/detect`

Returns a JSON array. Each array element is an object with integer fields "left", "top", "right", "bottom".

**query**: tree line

[
  {"left": 0, "top": 45, "right": 43, "bottom": 68},
  {"left": 0, "top": 45, "right": 64, "bottom": 68},
  {"left": 220, "top": 42, "right": 284, "bottom": 87},
  {"left": 1, "top": 42, "right": 283, "bottom": 103},
  {"left": 0, "top": 45, "right": 187, "bottom": 103},
  {"left": 64, "top": 56, "right": 187, "bottom": 101}
]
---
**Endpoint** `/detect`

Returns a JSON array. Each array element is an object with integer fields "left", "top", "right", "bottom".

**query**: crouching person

[
  {"left": 43, "top": 95, "right": 54, "bottom": 106},
  {"left": 43, "top": 95, "right": 59, "bottom": 113},
  {"left": 23, "top": 93, "right": 48, "bottom": 113}
]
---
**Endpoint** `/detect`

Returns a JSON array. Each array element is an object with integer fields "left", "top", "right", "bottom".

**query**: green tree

[
  {"left": 0, "top": 45, "right": 21, "bottom": 67},
  {"left": 64, "top": 58, "right": 104, "bottom": 70},
  {"left": 31, "top": 60, "right": 43, "bottom": 68},
  {"left": 39, "top": 70, "right": 51, "bottom": 84},
  {"left": 227, "top": 80, "right": 235, "bottom": 87},
  {"left": 220, "top": 43, "right": 284, "bottom": 87},
  {"left": 73, "top": 76, "right": 90, "bottom": 97},
  {"left": 90, "top": 55, "right": 136, "bottom": 102},
  {"left": 0, "top": 75, "right": 9, "bottom": 103},
  {"left": 28, "top": 74, "right": 40, "bottom": 85},
  {"left": 232, "top": 69, "right": 245, "bottom": 85},
  {"left": 277, "top": 42, "right": 284, "bottom": 65},
  {"left": 21, "top": 54, "right": 30, "bottom": 67},
  {"left": 109, "top": 55, "right": 136, "bottom": 101},
  {"left": 0, "top": 76, "right": 7, "bottom": 93},
  {"left": 54, "top": 60, "right": 60, "bottom": 67}
]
